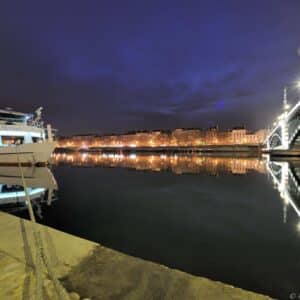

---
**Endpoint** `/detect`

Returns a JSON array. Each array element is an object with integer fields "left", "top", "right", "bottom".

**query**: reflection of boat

[
  {"left": 265, "top": 156, "right": 300, "bottom": 226},
  {"left": 0, "top": 108, "right": 56, "bottom": 165},
  {"left": 0, "top": 167, "right": 58, "bottom": 218},
  {"left": 0, "top": 167, "right": 57, "bottom": 189}
]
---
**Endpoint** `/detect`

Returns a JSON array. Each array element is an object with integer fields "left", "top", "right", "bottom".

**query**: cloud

[{"left": 0, "top": 0, "right": 300, "bottom": 135}]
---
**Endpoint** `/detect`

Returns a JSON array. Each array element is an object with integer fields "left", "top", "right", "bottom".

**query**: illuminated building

[{"left": 57, "top": 127, "right": 268, "bottom": 149}]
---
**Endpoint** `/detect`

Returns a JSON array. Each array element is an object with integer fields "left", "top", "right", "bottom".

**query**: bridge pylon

[{"left": 264, "top": 87, "right": 300, "bottom": 152}]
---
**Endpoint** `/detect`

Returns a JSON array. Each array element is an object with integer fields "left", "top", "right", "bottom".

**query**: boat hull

[{"left": 0, "top": 141, "right": 57, "bottom": 165}]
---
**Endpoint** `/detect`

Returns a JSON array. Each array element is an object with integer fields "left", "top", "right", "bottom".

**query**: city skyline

[
  {"left": 58, "top": 127, "right": 267, "bottom": 149},
  {"left": 1, "top": 1, "right": 300, "bottom": 135}
]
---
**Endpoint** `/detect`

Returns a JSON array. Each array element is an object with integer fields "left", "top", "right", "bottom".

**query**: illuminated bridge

[{"left": 265, "top": 88, "right": 300, "bottom": 153}]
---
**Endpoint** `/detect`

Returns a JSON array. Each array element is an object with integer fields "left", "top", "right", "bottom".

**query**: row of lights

[{"left": 61, "top": 133, "right": 265, "bottom": 149}]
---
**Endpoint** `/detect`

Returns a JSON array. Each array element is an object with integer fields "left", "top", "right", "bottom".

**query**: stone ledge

[{"left": 0, "top": 212, "right": 272, "bottom": 300}]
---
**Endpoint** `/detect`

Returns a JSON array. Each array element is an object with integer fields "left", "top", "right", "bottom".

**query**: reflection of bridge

[
  {"left": 266, "top": 89, "right": 300, "bottom": 152},
  {"left": 266, "top": 157, "right": 300, "bottom": 225}
]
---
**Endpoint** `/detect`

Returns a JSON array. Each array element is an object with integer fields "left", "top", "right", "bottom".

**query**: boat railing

[{"left": 27, "top": 118, "right": 44, "bottom": 128}]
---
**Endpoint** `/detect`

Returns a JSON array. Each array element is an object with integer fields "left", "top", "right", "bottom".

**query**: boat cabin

[
  {"left": 0, "top": 109, "right": 45, "bottom": 147},
  {"left": 0, "top": 109, "right": 32, "bottom": 125}
]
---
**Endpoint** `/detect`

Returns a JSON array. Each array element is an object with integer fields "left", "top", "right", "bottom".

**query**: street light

[{"left": 297, "top": 80, "right": 300, "bottom": 90}]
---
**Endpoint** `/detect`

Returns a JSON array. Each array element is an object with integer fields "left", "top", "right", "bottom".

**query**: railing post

[{"left": 47, "top": 124, "right": 53, "bottom": 142}]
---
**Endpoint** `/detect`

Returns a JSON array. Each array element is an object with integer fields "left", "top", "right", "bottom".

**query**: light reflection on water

[
  {"left": 1, "top": 152, "right": 300, "bottom": 299},
  {"left": 265, "top": 157, "right": 300, "bottom": 232},
  {"left": 52, "top": 152, "right": 266, "bottom": 175},
  {"left": 52, "top": 152, "right": 300, "bottom": 233}
]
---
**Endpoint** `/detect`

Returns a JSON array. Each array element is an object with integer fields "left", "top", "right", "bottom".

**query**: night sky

[{"left": 1, "top": 1, "right": 300, "bottom": 135}]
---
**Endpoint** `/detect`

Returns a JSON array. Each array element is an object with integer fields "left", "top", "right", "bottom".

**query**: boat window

[
  {"left": 2, "top": 136, "right": 24, "bottom": 145},
  {"left": 32, "top": 137, "right": 42, "bottom": 143},
  {"left": 0, "top": 112, "right": 26, "bottom": 123},
  {"left": 2, "top": 185, "right": 24, "bottom": 192}
]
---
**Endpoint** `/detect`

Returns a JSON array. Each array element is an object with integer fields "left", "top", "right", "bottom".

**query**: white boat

[{"left": 0, "top": 107, "right": 56, "bottom": 165}]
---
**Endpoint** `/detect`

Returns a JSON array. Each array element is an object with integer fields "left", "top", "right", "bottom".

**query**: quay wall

[
  {"left": 0, "top": 212, "right": 271, "bottom": 300},
  {"left": 263, "top": 144, "right": 300, "bottom": 156}
]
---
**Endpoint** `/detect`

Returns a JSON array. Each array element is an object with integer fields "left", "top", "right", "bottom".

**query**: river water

[{"left": 1, "top": 152, "right": 300, "bottom": 299}]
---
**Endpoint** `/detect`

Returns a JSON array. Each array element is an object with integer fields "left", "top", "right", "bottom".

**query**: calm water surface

[{"left": 2, "top": 153, "right": 300, "bottom": 299}]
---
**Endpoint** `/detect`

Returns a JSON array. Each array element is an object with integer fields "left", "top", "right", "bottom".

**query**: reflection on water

[
  {"left": 266, "top": 157, "right": 300, "bottom": 231},
  {"left": 0, "top": 167, "right": 57, "bottom": 219},
  {"left": 53, "top": 152, "right": 266, "bottom": 175},
  {"left": 3, "top": 152, "right": 300, "bottom": 299},
  {"left": 53, "top": 152, "right": 300, "bottom": 232}
]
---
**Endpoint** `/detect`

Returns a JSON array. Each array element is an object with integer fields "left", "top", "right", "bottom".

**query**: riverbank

[
  {"left": 266, "top": 149, "right": 300, "bottom": 156},
  {"left": 0, "top": 212, "right": 271, "bottom": 299}
]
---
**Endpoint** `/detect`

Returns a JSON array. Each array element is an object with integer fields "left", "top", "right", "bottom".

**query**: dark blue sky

[{"left": 1, "top": 1, "right": 300, "bottom": 135}]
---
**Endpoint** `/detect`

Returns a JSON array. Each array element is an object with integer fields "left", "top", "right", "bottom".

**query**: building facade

[{"left": 57, "top": 128, "right": 268, "bottom": 149}]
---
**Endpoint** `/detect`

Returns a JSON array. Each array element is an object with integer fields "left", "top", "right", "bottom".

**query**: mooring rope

[{"left": 16, "top": 145, "right": 70, "bottom": 300}]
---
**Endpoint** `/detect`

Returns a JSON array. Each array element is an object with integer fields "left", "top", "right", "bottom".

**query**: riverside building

[{"left": 57, "top": 127, "right": 268, "bottom": 149}]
